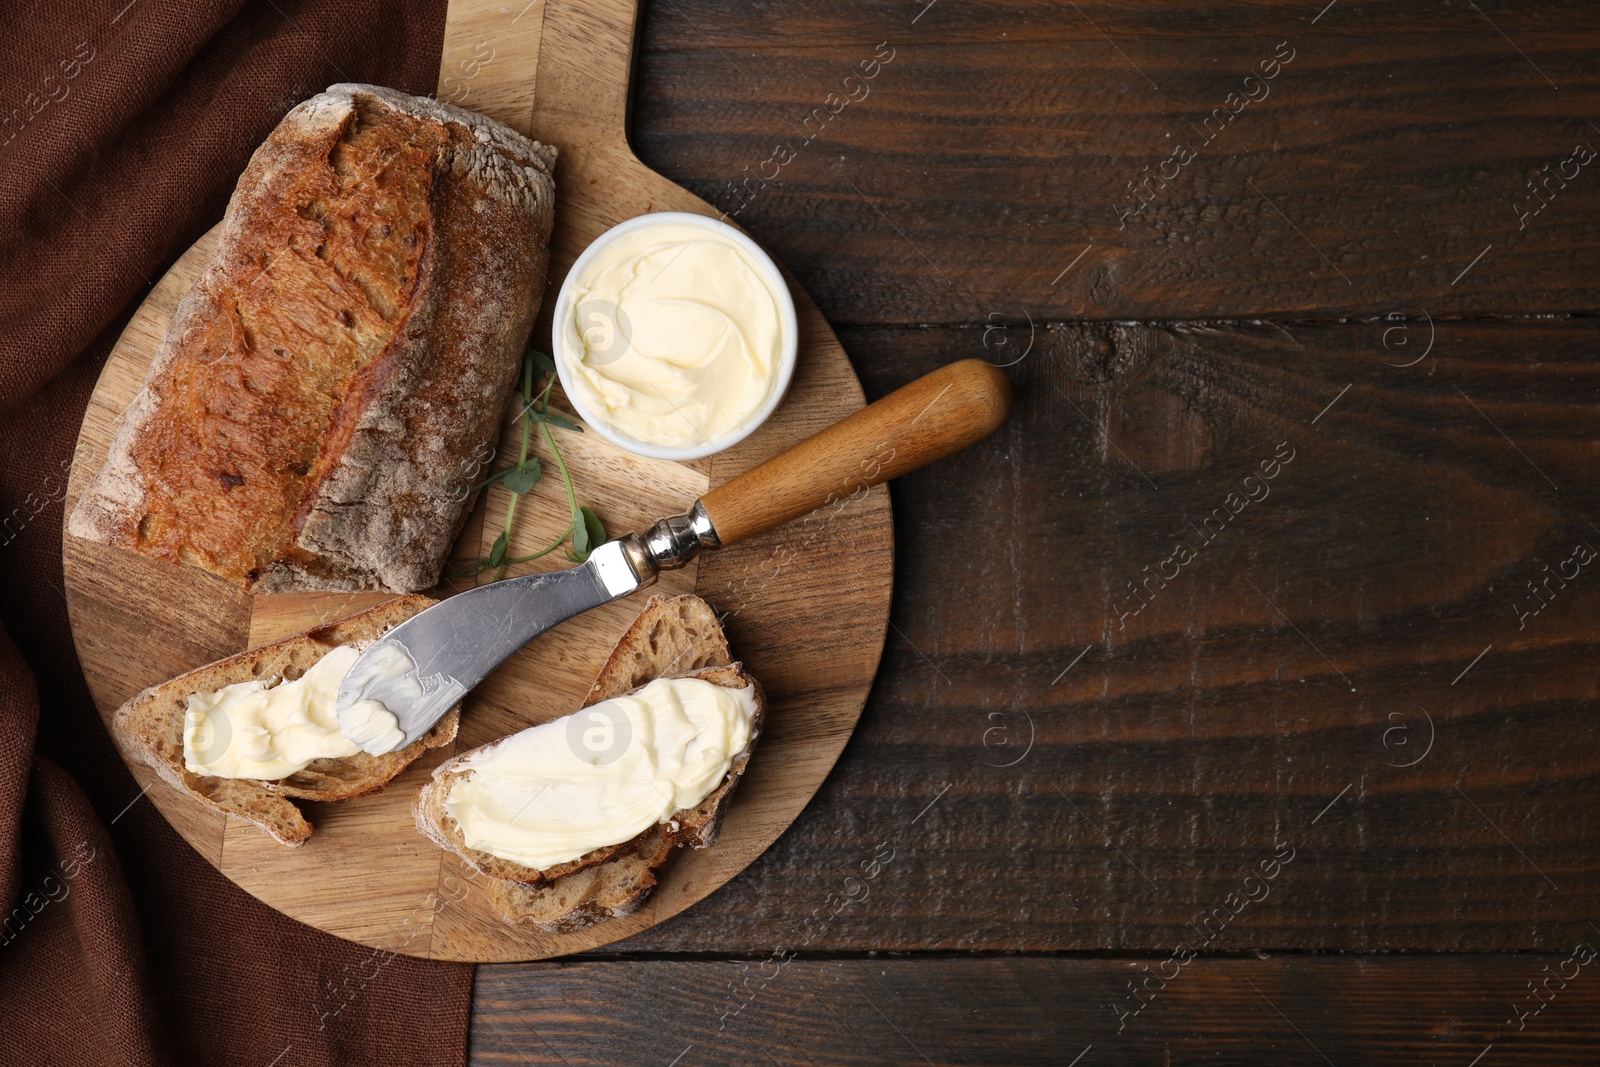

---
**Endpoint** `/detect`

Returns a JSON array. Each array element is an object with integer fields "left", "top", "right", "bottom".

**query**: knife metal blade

[{"left": 335, "top": 537, "right": 656, "bottom": 752}]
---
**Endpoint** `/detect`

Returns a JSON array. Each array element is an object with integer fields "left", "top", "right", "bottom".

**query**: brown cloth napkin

[{"left": 0, "top": 2, "right": 474, "bottom": 1064}]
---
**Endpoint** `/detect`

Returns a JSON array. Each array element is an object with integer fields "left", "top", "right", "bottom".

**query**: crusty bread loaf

[
  {"left": 68, "top": 83, "right": 557, "bottom": 593},
  {"left": 416, "top": 594, "right": 764, "bottom": 929},
  {"left": 112, "top": 594, "right": 460, "bottom": 846}
]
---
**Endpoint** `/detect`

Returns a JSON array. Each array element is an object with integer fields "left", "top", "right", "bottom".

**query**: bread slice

[
  {"left": 112, "top": 594, "right": 460, "bottom": 846},
  {"left": 68, "top": 83, "right": 557, "bottom": 593},
  {"left": 478, "top": 595, "right": 756, "bottom": 932},
  {"left": 414, "top": 594, "right": 764, "bottom": 915}
]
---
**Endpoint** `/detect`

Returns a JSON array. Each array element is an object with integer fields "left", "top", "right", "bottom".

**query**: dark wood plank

[
  {"left": 633, "top": 0, "right": 1600, "bottom": 321},
  {"left": 472, "top": 952, "right": 1600, "bottom": 1065},
  {"left": 481, "top": 1, "right": 1600, "bottom": 1055},
  {"left": 568, "top": 319, "right": 1600, "bottom": 953}
]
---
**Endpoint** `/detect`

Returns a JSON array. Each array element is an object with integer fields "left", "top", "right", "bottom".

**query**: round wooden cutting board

[{"left": 61, "top": 0, "right": 892, "bottom": 962}]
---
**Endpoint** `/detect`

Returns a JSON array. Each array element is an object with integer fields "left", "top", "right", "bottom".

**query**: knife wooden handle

[{"left": 698, "top": 359, "right": 1012, "bottom": 548}]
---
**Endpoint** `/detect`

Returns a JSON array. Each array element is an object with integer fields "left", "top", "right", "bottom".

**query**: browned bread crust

[
  {"left": 415, "top": 595, "right": 764, "bottom": 925},
  {"left": 68, "top": 84, "right": 557, "bottom": 593},
  {"left": 112, "top": 594, "right": 460, "bottom": 846},
  {"left": 486, "top": 826, "right": 675, "bottom": 933}
]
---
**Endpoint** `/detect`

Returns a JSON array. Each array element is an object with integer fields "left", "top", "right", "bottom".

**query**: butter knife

[{"left": 335, "top": 358, "right": 1010, "bottom": 752}]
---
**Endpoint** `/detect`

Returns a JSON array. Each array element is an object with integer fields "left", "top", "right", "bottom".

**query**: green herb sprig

[{"left": 452, "top": 346, "right": 605, "bottom": 582}]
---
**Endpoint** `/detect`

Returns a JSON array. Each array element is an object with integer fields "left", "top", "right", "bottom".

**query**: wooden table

[{"left": 471, "top": 2, "right": 1600, "bottom": 1062}]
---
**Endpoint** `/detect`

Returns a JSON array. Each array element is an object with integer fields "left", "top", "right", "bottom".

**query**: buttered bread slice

[
  {"left": 414, "top": 594, "right": 765, "bottom": 899},
  {"left": 112, "top": 595, "right": 460, "bottom": 846}
]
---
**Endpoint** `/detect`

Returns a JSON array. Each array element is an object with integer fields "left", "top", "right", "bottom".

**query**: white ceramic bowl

[{"left": 550, "top": 211, "right": 799, "bottom": 462}]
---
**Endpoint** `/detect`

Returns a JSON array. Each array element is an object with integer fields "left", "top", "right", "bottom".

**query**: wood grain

[
  {"left": 630, "top": 0, "right": 1600, "bottom": 322},
  {"left": 472, "top": 954, "right": 1600, "bottom": 1065},
  {"left": 61, "top": 0, "right": 896, "bottom": 962},
  {"left": 436, "top": 0, "right": 543, "bottom": 127},
  {"left": 469, "top": 2, "right": 1599, "bottom": 1061}
]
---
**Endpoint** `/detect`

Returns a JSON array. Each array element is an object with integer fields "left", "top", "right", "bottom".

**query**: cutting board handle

[{"left": 698, "top": 359, "right": 1012, "bottom": 547}]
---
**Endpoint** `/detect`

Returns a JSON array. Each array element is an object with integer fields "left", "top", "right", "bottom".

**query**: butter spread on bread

[
  {"left": 443, "top": 676, "right": 757, "bottom": 869},
  {"left": 414, "top": 594, "right": 766, "bottom": 934},
  {"left": 113, "top": 595, "right": 459, "bottom": 846},
  {"left": 68, "top": 84, "right": 557, "bottom": 593},
  {"left": 183, "top": 644, "right": 403, "bottom": 779}
]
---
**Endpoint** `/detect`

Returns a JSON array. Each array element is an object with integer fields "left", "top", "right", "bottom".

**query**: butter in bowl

[{"left": 552, "top": 211, "right": 799, "bottom": 461}]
